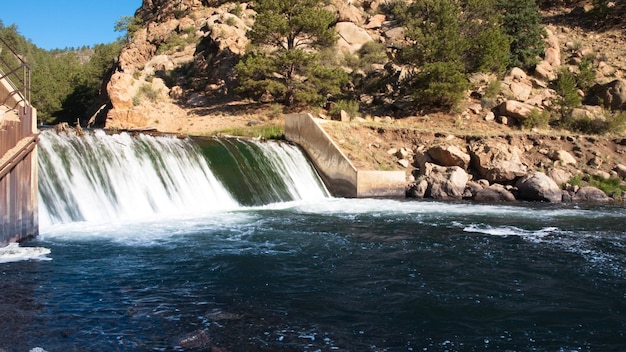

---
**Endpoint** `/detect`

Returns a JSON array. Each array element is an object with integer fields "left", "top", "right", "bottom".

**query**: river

[{"left": 0, "top": 130, "right": 624, "bottom": 351}]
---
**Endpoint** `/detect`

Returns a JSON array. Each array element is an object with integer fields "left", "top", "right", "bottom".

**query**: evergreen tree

[
  {"left": 497, "top": 0, "right": 545, "bottom": 68},
  {"left": 394, "top": 0, "right": 469, "bottom": 109},
  {"left": 462, "top": 0, "right": 511, "bottom": 74},
  {"left": 235, "top": 0, "right": 347, "bottom": 106}
]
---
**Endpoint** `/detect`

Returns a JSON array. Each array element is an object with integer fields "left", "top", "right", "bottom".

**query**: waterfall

[
  {"left": 38, "top": 130, "right": 328, "bottom": 227},
  {"left": 196, "top": 138, "right": 329, "bottom": 206}
]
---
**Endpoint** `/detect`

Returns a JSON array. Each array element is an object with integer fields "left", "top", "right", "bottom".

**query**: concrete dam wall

[{"left": 285, "top": 113, "right": 406, "bottom": 198}]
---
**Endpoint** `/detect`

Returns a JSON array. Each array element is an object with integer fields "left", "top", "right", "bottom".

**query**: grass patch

[
  {"left": 569, "top": 174, "right": 626, "bottom": 198},
  {"left": 217, "top": 124, "right": 285, "bottom": 139}
]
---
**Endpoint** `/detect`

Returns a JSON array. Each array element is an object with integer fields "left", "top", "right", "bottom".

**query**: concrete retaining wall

[{"left": 285, "top": 113, "right": 406, "bottom": 198}]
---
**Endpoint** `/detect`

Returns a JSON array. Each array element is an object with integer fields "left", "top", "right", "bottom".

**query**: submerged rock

[{"left": 174, "top": 329, "right": 211, "bottom": 350}]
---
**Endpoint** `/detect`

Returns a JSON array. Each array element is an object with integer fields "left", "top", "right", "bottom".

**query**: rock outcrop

[{"left": 469, "top": 141, "right": 528, "bottom": 183}]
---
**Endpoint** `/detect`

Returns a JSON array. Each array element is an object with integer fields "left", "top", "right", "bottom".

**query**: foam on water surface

[{"left": 0, "top": 243, "right": 51, "bottom": 264}]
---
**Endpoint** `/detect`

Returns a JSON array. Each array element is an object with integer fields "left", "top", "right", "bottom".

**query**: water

[{"left": 1, "top": 131, "right": 625, "bottom": 351}]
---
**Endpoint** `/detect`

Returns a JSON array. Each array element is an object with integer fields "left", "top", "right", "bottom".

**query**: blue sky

[{"left": 1, "top": 0, "right": 142, "bottom": 50}]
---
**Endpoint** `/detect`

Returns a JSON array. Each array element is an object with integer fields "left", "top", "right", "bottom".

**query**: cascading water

[
  {"left": 195, "top": 137, "right": 329, "bottom": 206},
  {"left": 37, "top": 129, "right": 328, "bottom": 226}
]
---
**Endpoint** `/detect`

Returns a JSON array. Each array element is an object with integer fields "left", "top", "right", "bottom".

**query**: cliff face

[
  {"left": 105, "top": 0, "right": 626, "bottom": 133},
  {"left": 105, "top": 0, "right": 252, "bottom": 131}
]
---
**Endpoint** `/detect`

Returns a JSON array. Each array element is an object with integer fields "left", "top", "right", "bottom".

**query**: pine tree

[
  {"left": 235, "top": 0, "right": 347, "bottom": 106},
  {"left": 394, "top": 0, "right": 469, "bottom": 109},
  {"left": 497, "top": 0, "right": 545, "bottom": 68}
]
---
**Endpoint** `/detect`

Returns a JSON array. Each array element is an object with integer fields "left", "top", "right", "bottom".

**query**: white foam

[
  {"left": 0, "top": 243, "right": 51, "bottom": 264},
  {"left": 463, "top": 224, "right": 558, "bottom": 241}
]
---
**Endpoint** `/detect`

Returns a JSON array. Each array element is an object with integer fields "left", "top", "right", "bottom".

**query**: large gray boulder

[
  {"left": 469, "top": 141, "right": 528, "bottom": 183},
  {"left": 423, "top": 163, "right": 469, "bottom": 200},
  {"left": 335, "top": 22, "right": 373, "bottom": 53},
  {"left": 515, "top": 172, "right": 563, "bottom": 203},
  {"left": 573, "top": 186, "right": 611, "bottom": 202}
]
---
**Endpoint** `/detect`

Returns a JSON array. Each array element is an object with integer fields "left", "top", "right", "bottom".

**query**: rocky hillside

[{"left": 102, "top": 0, "right": 626, "bottom": 201}]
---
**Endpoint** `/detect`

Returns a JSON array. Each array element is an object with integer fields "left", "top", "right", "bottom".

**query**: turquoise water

[{"left": 1, "top": 131, "right": 625, "bottom": 351}]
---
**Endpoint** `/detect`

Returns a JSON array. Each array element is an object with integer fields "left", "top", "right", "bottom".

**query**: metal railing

[{"left": 0, "top": 36, "right": 31, "bottom": 110}]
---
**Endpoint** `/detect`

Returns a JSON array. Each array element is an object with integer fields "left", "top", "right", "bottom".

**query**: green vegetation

[
  {"left": 497, "top": 0, "right": 545, "bottom": 68},
  {"left": 133, "top": 84, "right": 161, "bottom": 105},
  {"left": 390, "top": 0, "right": 511, "bottom": 109},
  {"left": 0, "top": 21, "right": 123, "bottom": 125},
  {"left": 554, "top": 67, "right": 582, "bottom": 122},
  {"left": 114, "top": 16, "right": 143, "bottom": 42},
  {"left": 569, "top": 174, "right": 626, "bottom": 198},
  {"left": 235, "top": 0, "right": 348, "bottom": 107},
  {"left": 218, "top": 124, "right": 285, "bottom": 139},
  {"left": 329, "top": 100, "right": 360, "bottom": 119},
  {"left": 523, "top": 108, "right": 551, "bottom": 129}
]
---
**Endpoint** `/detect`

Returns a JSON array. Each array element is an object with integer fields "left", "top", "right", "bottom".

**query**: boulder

[
  {"left": 175, "top": 329, "right": 211, "bottom": 349},
  {"left": 615, "top": 164, "right": 626, "bottom": 179},
  {"left": 550, "top": 150, "right": 577, "bottom": 166},
  {"left": 330, "top": 2, "right": 364, "bottom": 23},
  {"left": 547, "top": 168, "right": 573, "bottom": 187},
  {"left": 515, "top": 172, "right": 563, "bottom": 203},
  {"left": 499, "top": 100, "right": 537, "bottom": 122},
  {"left": 469, "top": 141, "right": 528, "bottom": 183},
  {"left": 507, "top": 82, "right": 532, "bottom": 101},
  {"left": 534, "top": 60, "right": 557, "bottom": 81},
  {"left": 586, "top": 79, "right": 626, "bottom": 110},
  {"left": 423, "top": 163, "right": 469, "bottom": 200},
  {"left": 544, "top": 47, "right": 561, "bottom": 68},
  {"left": 464, "top": 180, "right": 484, "bottom": 197},
  {"left": 506, "top": 67, "right": 527, "bottom": 81},
  {"left": 573, "top": 186, "right": 611, "bottom": 202},
  {"left": 335, "top": 22, "right": 373, "bottom": 53},
  {"left": 365, "top": 14, "right": 386, "bottom": 29},
  {"left": 407, "top": 179, "right": 428, "bottom": 198},
  {"left": 474, "top": 184, "right": 517, "bottom": 202},
  {"left": 427, "top": 144, "right": 471, "bottom": 169}
]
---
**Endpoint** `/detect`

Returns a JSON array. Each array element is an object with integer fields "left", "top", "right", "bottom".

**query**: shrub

[
  {"left": 554, "top": 67, "right": 582, "bottom": 122},
  {"left": 606, "top": 111, "right": 626, "bottom": 134},
  {"left": 576, "top": 55, "right": 596, "bottom": 91},
  {"left": 523, "top": 108, "right": 551, "bottom": 129},
  {"left": 570, "top": 174, "right": 626, "bottom": 198},
  {"left": 357, "top": 41, "right": 388, "bottom": 69},
  {"left": 138, "top": 84, "right": 160, "bottom": 102},
  {"left": 225, "top": 16, "right": 236, "bottom": 27},
  {"left": 412, "top": 61, "right": 470, "bottom": 109},
  {"left": 268, "top": 103, "right": 283, "bottom": 119},
  {"left": 229, "top": 4, "right": 243, "bottom": 17},
  {"left": 330, "top": 100, "right": 360, "bottom": 118}
]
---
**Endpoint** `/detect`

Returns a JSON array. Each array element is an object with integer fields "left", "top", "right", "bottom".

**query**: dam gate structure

[{"left": 0, "top": 37, "right": 38, "bottom": 246}]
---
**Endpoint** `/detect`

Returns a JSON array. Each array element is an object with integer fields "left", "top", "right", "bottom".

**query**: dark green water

[{"left": 2, "top": 200, "right": 626, "bottom": 351}]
